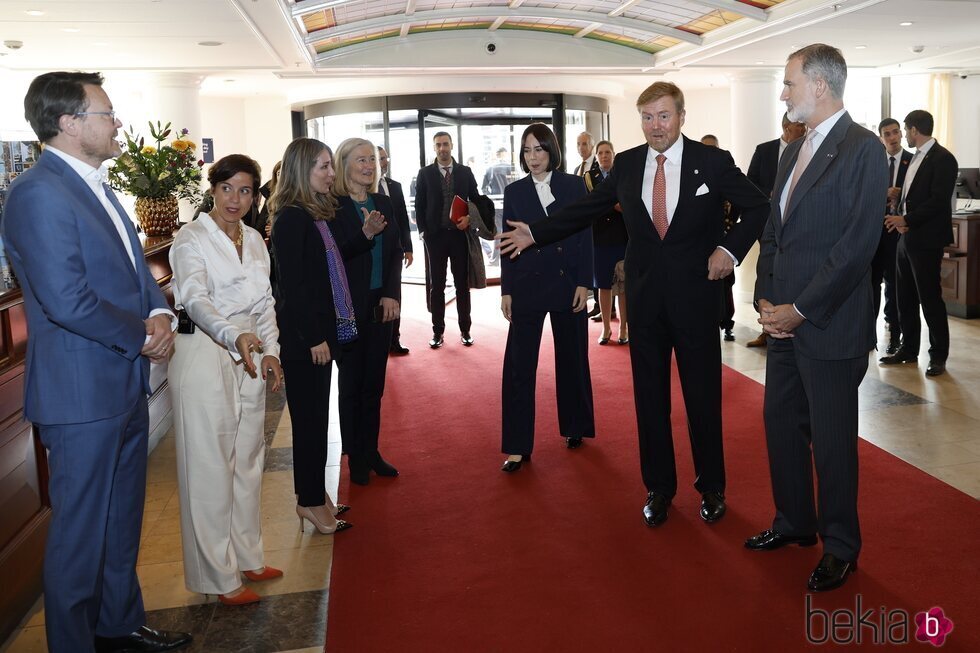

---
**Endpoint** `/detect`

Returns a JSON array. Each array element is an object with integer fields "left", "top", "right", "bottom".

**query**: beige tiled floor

[{"left": 4, "top": 274, "right": 979, "bottom": 652}]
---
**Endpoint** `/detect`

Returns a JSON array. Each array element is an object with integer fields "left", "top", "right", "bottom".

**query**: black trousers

[
  {"left": 763, "top": 338, "right": 867, "bottom": 561},
  {"left": 424, "top": 228, "right": 471, "bottom": 335},
  {"left": 337, "top": 289, "right": 393, "bottom": 469},
  {"left": 870, "top": 227, "right": 900, "bottom": 331},
  {"left": 895, "top": 237, "right": 949, "bottom": 361},
  {"left": 501, "top": 307, "right": 594, "bottom": 455},
  {"left": 281, "top": 357, "right": 332, "bottom": 507},
  {"left": 628, "top": 318, "right": 724, "bottom": 498},
  {"left": 719, "top": 272, "right": 735, "bottom": 330}
]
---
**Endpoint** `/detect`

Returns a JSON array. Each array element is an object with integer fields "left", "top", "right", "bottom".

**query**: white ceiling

[{"left": 1, "top": 0, "right": 978, "bottom": 96}]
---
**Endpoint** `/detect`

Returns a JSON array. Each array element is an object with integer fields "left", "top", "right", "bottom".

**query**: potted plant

[{"left": 108, "top": 121, "right": 204, "bottom": 236}]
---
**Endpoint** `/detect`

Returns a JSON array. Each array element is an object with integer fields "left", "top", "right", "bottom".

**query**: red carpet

[{"left": 325, "top": 286, "right": 978, "bottom": 652}]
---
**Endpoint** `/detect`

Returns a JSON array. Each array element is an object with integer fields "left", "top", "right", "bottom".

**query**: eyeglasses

[{"left": 74, "top": 111, "right": 117, "bottom": 121}]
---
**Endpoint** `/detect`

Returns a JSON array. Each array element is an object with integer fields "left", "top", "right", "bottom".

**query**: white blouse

[{"left": 169, "top": 213, "right": 280, "bottom": 360}]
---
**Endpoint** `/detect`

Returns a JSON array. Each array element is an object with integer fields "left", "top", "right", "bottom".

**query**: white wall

[{"left": 950, "top": 76, "right": 980, "bottom": 167}]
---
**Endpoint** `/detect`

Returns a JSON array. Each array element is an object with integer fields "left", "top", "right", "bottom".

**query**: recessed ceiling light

[
  {"left": 755, "top": 61, "right": 765, "bottom": 65},
  {"left": 61, "top": 28, "right": 80, "bottom": 33},
  {"left": 198, "top": 41, "right": 223, "bottom": 47},
  {"left": 855, "top": 45, "right": 867, "bottom": 50},
  {"left": 224, "top": 79, "right": 236, "bottom": 83},
  {"left": 92, "top": 42, "right": 110, "bottom": 47},
  {"left": 900, "top": 21, "right": 913, "bottom": 27},
  {"left": 25, "top": 10, "right": 44, "bottom": 16}
]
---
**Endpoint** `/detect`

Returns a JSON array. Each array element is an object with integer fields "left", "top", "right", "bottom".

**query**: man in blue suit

[{"left": 1, "top": 72, "right": 191, "bottom": 652}]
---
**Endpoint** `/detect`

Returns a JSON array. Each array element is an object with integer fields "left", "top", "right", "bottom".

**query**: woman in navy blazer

[
  {"left": 500, "top": 124, "right": 595, "bottom": 472},
  {"left": 331, "top": 138, "right": 404, "bottom": 485}
]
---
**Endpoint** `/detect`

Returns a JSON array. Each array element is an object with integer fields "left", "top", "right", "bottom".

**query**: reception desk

[
  {"left": 942, "top": 212, "right": 980, "bottom": 318},
  {"left": 0, "top": 235, "right": 176, "bottom": 641}
]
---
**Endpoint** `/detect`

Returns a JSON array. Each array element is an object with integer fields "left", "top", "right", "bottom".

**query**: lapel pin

[{"left": 694, "top": 169, "right": 699, "bottom": 175}]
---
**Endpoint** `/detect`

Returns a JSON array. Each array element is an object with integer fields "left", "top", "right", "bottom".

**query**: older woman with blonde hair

[
  {"left": 330, "top": 138, "right": 403, "bottom": 486},
  {"left": 169, "top": 153, "right": 283, "bottom": 606},
  {"left": 269, "top": 138, "right": 381, "bottom": 534}
]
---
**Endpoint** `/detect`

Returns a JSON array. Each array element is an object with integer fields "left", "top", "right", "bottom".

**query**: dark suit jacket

[
  {"left": 1, "top": 150, "right": 168, "bottom": 424},
  {"left": 384, "top": 177, "right": 413, "bottom": 253},
  {"left": 575, "top": 158, "right": 602, "bottom": 178},
  {"left": 587, "top": 167, "right": 628, "bottom": 246},
  {"left": 331, "top": 194, "right": 403, "bottom": 320},
  {"left": 901, "top": 141, "right": 958, "bottom": 250},
  {"left": 532, "top": 137, "right": 769, "bottom": 329},
  {"left": 755, "top": 111, "right": 888, "bottom": 360},
  {"left": 414, "top": 161, "right": 480, "bottom": 236},
  {"left": 501, "top": 171, "right": 591, "bottom": 312},
  {"left": 747, "top": 138, "right": 782, "bottom": 197},
  {"left": 271, "top": 205, "right": 351, "bottom": 359}
]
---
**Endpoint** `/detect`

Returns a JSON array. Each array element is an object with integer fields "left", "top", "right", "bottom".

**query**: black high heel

[{"left": 501, "top": 454, "right": 531, "bottom": 473}]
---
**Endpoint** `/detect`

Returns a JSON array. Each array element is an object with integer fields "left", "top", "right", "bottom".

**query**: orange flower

[{"left": 171, "top": 139, "right": 191, "bottom": 152}]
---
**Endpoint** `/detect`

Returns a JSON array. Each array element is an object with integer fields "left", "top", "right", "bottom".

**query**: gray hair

[{"left": 789, "top": 44, "right": 847, "bottom": 99}]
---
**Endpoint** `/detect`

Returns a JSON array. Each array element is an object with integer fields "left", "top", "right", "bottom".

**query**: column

[{"left": 728, "top": 70, "right": 783, "bottom": 171}]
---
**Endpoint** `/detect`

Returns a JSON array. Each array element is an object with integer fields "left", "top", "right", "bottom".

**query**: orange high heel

[
  {"left": 217, "top": 586, "right": 260, "bottom": 606},
  {"left": 243, "top": 566, "right": 283, "bottom": 582}
]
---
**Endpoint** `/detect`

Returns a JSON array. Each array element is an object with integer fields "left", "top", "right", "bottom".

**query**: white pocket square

[{"left": 695, "top": 183, "right": 710, "bottom": 196}]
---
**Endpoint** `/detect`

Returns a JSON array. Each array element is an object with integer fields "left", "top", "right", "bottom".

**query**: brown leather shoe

[{"left": 746, "top": 332, "right": 767, "bottom": 347}]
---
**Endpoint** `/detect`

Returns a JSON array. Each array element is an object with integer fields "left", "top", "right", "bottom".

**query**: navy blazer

[
  {"left": 532, "top": 137, "right": 769, "bottom": 329},
  {"left": 901, "top": 142, "right": 958, "bottom": 250},
  {"left": 331, "top": 194, "right": 403, "bottom": 320},
  {"left": 413, "top": 161, "right": 480, "bottom": 236},
  {"left": 755, "top": 112, "right": 888, "bottom": 360},
  {"left": 1, "top": 150, "right": 169, "bottom": 424},
  {"left": 501, "top": 171, "right": 591, "bottom": 312}
]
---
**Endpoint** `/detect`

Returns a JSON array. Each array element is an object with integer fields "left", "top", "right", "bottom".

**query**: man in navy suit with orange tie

[
  {"left": 2, "top": 72, "right": 191, "bottom": 652},
  {"left": 499, "top": 81, "right": 769, "bottom": 528}
]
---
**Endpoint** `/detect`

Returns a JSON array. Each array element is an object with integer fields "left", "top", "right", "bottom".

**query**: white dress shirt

[
  {"left": 169, "top": 213, "right": 279, "bottom": 361},
  {"left": 577, "top": 154, "right": 595, "bottom": 176},
  {"left": 778, "top": 107, "right": 846, "bottom": 216},
  {"left": 532, "top": 171, "right": 556, "bottom": 214},
  {"left": 642, "top": 137, "right": 683, "bottom": 225},
  {"left": 900, "top": 137, "right": 936, "bottom": 213}
]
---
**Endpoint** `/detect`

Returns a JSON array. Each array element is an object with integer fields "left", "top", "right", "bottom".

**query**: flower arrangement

[{"left": 108, "top": 121, "right": 204, "bottom": 202}]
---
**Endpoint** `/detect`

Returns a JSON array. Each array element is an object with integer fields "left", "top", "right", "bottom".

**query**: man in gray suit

[{"left": 746, "top": 44, "right": 887, "bottom": 592}]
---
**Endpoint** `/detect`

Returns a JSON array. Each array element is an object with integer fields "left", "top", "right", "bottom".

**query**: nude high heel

[{"left": 296, "top": 504, "right": 353, "bottom": 534}]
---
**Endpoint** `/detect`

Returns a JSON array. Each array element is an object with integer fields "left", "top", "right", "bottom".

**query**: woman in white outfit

[{"left": 168, "top": 154, "right": 284, "bottom": 606}]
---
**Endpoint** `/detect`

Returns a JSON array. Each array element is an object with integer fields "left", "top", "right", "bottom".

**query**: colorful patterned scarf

[{"left": 313, "top": 220, "right": 358, "bottom": 344}]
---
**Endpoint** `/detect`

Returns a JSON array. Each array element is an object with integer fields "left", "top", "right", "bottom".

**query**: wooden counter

[{"left": 0, "top": 235, "right": 175, "bottom": 641}]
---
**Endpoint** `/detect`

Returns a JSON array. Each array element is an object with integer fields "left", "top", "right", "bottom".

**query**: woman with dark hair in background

[
  {"left": 169, "top": 154, "right": 283, "bottom": 606},
  {"left": 331, "top": 138, "right": 403, "bottom": 486},
  {"left": 269, "top": 138, "right": 361, "bottom": 534},
  {"left": 499, "top": 123, "right": 595, "bottom": 472}
]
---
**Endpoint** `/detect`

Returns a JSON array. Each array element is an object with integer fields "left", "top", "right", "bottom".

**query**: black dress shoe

[
  {"left": 723, "top": 328, "right": 735, "bottom": 342},
  {"left": 885, "top": 342, "right": 900, "bottom": 356},
  {"left": 565, "top": 437, "right": 583, "bottom": 449},
  {"left": 389, "top": 341, "right": 410, "bottom": 355},
  {"left": 460, "top": 332, "right": 474, "bottom": 346},
  {"left": 879, "top": 348, "right": 917, "bottom": 364},
  {"left": 429, "top": 334, "right": 444, "bottom": 349},
  {"left": 349, "top": 462, "right": 370, "bottom": 486},
  {"left": 807, "top": 553, "right": 857, "bottom": 592},
  {"left": 591, "top": 314, "right": 604, "bottom": 322},
  {"left": 925, "top": 360, "right": 946, "bottom": 377},
  {"left": 744, "top": 528, "right": 818, "bottom": 551},
  {"left": 370, "top": 453, "right": 399, "bottom": 477},
  {"left": 699, "top": 492, "right": 726, "bottom": 523},
  {"left": 501, "top": 454, "right": 530, "bottom": 473},
  {"left": 94, "top": 626, "right": 192, "bottom": 653},
  {"left": 642, "top": 492, "right": 671, "bottom": 527},
  {"left": 587, "top": 304, "right": 600, "bottom": 318}
]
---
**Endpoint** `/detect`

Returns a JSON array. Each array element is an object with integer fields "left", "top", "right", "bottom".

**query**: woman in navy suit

[
  {"left": 331, "top": 138, "right": 404, "bottom": 485},
  {"left": 500, "top": 124, "right": 595, "bottom": 472}
]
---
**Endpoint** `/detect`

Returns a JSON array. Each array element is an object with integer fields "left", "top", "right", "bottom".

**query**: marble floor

[{"left": 3, "top": 275, "right": 979, "bottom": 652}]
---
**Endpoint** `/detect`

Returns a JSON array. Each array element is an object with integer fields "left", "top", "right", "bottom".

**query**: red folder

[{"left": 450, "top": 195, "right": 468, "bottom": 224}]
